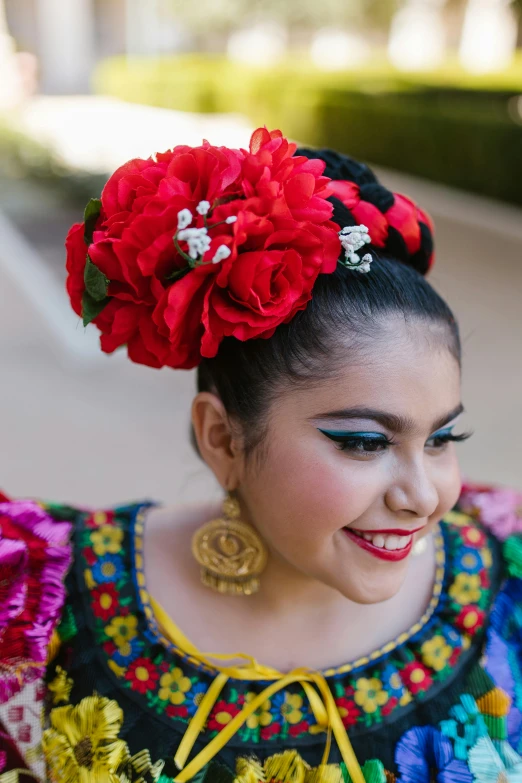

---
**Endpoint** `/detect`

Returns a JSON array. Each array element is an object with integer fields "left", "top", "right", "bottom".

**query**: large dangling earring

[{"left": 191, "top": 492, "right": 268, "bottom": 596}]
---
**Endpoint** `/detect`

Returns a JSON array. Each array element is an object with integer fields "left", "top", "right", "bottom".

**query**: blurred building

[{"left": 4, "top": 0, "right": 186, "bottom": 93}]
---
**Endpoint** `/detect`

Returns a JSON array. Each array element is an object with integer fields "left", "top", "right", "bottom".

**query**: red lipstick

[{"left": 342, "top": 528, "right": 419, "bottom": 562}]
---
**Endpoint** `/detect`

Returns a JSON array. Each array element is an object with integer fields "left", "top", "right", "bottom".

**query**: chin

[{"left": 335, "top": 572, "right": 407, "bottom": 605}]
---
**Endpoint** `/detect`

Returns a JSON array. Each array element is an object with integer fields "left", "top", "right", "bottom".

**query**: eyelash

[{"left": 329, "top": 431, "right": 473, "bottom": 455}]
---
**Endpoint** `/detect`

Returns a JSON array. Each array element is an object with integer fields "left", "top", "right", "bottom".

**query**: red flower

[
  {"left": 167, "top": 704, "right": 189, "bottom": 719},
  {"left": 456, "top": 606, "right": 485, "bottom": 635},
  {"left": 207, "top": 700, "right": 241, "bottom": 732},
  {"left": 103, "top": 640, "right": 117, "bottom": 656},
  {"left": 328, "top": 181, "right": 434, "bottom": 268},
  {"left": 261, "top": 722, "right": 281, "bottom": 740},
  {"left": 381, "top": 697, "right": 399, "bottom": 717},
  {"left": 449, "top": 647, "right": 462, "bottom": 667},
  {"left": 91, "top": 584, "right": 119, "bottom": 621},
  {"left": 461, "top": 525, "right": 487, "bottom": 549},
  {"left": 82, "top": 546, "right": 97, "bottom": 566},
  {"left": 125, "top": 657, "right": 160, "bottom": 694},
  {"left": 65, "top": 128, "right": 340, "bottom": 370},
  {"left": 335, "top": 696, "right": 361, "bottom": 728},
  {"left": 289, "top": 720, "right": 310, "bottom": 737},
  {"left": 400, "top": 662, "right": 433, "bottom": 695}
]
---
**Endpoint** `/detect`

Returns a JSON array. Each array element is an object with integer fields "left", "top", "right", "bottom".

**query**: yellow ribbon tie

[{"left": 150, "top": 596, "right": 365, "bottom": 783}]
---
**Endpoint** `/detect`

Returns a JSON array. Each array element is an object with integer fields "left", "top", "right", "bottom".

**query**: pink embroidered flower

[
  {"left": 0, "top": 500, "right": 72, "bottom": 703},
  {"left": 460, "top": 482, "right": 522, "bottom": 541}
]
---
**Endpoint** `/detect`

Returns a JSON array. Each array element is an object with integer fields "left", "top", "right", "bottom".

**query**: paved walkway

[{"left": 1, "top": 98, "right": 521, "bottom": 507}]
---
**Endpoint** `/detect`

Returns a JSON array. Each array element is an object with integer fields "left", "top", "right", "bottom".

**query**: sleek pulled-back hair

[{"left": 193, "top": 148, "right": 461, "bottom": 457}]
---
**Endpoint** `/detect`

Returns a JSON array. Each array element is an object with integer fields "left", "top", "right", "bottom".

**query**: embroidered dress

[{"left": 1, "top": 482, "right": 522, "bottom": 783}]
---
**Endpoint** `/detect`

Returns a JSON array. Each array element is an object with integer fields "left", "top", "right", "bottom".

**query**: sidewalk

[{"left": 1, "top": 98, "right": 520, "bottom": 508}]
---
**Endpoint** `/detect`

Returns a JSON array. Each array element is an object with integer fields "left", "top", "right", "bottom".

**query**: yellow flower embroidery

[
  {"left": 47, "top": 666, "right": 74, "bottom": 705},
  {"left": 449, "top": 573, "right": 481, "bottom": 606},
  {"left": 245, "top": 693, "right": 273, "bottom": 730},
  {"left": 92, "top": 511, "right": 110, "bottom": 527},
  {"left": 421, "top": 635, "right": 453, "bottom": 672},
  {"left": 105, "top": 615, "right": 138, "bottom": 647},
  {"left": 42, "top": 695, "right": 129, "bottom": 783},
  {"left": 443, "top": 511, "right": 472, "bottom": 527},
  {"left": 354, "top": 677, "right": 389, "bottom": 714},
  {"left": 117, "top": 750, "right": 164, "bottom": 783},
  {"left": 280, "top": 693, "right": 304, "bottom": 725},
  {"left": 234, "top": 751, "right": 349, "bottom": 783},
  {"left": 108, "top": 660, "right": 127, "bottom": 678},
  {"left": 159, "top": 668, "right": 192, "bottom": 705},
  {"left": 482, "top": 548, "right": 493, "bottom": 568},
  {"left": 90, "top": 525, "right": 124, "bottom": 556},
  {"left": 400, "top": 691, "right": 412, "bottom": 707}
]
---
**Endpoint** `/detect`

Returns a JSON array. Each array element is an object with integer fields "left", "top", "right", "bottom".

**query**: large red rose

[{"left": 65, "top": 128, "right": 341, "bottom": 369}]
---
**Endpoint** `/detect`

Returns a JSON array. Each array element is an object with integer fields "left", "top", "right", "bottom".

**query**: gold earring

[{"left": 191, "top": 492, "right": 268, "bottom": 596}]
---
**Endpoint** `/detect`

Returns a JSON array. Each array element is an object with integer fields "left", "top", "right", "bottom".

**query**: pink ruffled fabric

[
  {"left": 460, "top": 480, "right": 522, "bottom": 542},
  {"left": 0, "top": 500, "right": 72, "bottom": 703}
]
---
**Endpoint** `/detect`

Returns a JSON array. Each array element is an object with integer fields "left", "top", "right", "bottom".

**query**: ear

[{"left": 191, "top": 392, "right": 243, "bottom": 490}]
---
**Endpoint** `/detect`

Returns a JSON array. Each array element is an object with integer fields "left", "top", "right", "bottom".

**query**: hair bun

[{"left": 297, "top": 147, "right": 435, "bottom": 275}]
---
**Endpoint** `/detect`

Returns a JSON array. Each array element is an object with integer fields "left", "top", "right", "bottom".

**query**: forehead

[{"left": 276, "top": 324, "right": 461, "bottom": 430}]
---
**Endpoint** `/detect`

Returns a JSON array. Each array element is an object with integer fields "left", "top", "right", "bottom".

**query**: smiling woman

[{"left": 1, "top": 128, "right": 522, "bottom": 783}]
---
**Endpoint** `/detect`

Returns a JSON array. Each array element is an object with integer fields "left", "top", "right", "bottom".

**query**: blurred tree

[{"left": 163, "top": 0, "right": 401, "bottom": 35}]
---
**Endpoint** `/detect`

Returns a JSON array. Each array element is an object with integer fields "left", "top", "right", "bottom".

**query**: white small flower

[
  {"left": 177, "top": 209, "right": 193, "bottom": 230},
  {"left": 196, "top": 200, "right": 211, "bottom": 216},
  {"left": 225, "top": 215, "right": 237, "bottom": 224},
  {"left": 212, "top": 244, "right": 232, "bottom": 264},
  {"left": 339, "top": 224, "right": 372, "bottom": 273},
  {"left": 178, "top": 227, "right": 212, "bottom": 260}
]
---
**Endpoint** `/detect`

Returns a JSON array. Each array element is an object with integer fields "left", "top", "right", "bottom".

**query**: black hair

[{"left": 192, "top": 148, "right": 461, "bottom": 458}]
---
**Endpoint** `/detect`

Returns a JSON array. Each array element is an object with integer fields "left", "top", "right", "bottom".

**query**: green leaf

[
  {"left": 82, "top": 291, "right": 110, "bottom": 327},
  {"left": 83, "top": 198, "right": 102, "bottom": 245},
  {"left": 84, "top": 255, "right": 110, "bottom": 302}
]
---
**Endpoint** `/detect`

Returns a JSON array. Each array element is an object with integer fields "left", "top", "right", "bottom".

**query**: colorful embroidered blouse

[{"left": 1, "top": 480, "right": 522, "bottom": 783}]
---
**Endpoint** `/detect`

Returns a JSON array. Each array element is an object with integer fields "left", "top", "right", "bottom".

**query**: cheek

[{"left": 248, "top": 440, "right": 381, "bottom": 547}]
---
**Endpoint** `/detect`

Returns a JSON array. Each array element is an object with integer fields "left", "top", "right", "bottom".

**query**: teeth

[{"left": 350, "top": 530, "right": 412, "bottom": 550}]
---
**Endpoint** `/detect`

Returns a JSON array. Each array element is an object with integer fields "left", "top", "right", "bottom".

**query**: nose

[{"left": 384, "top": 458, "right": 439, "bottom": 520}]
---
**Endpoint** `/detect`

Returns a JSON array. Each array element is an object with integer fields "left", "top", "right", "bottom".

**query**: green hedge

[
  {"left": 93, "top": 55, "right": 522, "bottom": 205},
  {"left": 0, "top": 121, "right": 106, "bottom": 205}
]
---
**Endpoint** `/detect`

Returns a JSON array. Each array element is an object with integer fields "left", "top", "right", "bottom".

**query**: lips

[{"left": 342, "top": 527, "right": 423, "bottom": 562}]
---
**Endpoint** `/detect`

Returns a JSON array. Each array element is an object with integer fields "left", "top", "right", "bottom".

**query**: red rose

[
  {"left": 456, "top": 606, "right": 485, "bottom": 635},
  {"left": 65, "top": 128, "right": 341, "bottom": 370}
]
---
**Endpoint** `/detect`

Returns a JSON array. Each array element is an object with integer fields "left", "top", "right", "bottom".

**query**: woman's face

[{"left": 238, "top": 318, "right": 464, "bottom": 604}]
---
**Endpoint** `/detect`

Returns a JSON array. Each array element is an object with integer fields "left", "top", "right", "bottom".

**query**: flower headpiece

[{"left": 65, "top": 127, "right": 434, "bottom": 370}]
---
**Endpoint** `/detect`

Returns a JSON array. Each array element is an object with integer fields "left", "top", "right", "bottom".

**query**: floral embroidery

[
  {"left": 449, "top": 573, "right": 482, "bottom": 606},
  {"left": 125, "top": 658, "right": 160, "bottom": 695},
  {"left": 158, "top": 667, "right": 192, "bottom": 705},
  {"left": 0, "top": 500, "right": 72, "bottom": 702},
  {"left": 90, "top": 525, "right": 124, "bottom": 556},
  {"left": 42, "top": 695, "right": 130, "bottom": 783},
  {"left": 420, "top": 635, "right": 453, "bottom": 672},
  {"left": 456, "top": 605, "right": 486, "bottom": 635},
  {"left": 92, "top": 584, "right": 119, "bottom": 621},
  {"left": 244, "top": 693, "right": 273, "bottom": 730},
  {"left": 105, "top": 615, "right": 138, "bottom": 646},
  {"left": 233, "top": 751, "right": 388, "bottom": 783},
  {"left": 354, "top": 678, "right": 389, "bottom": 715},
  {"left": 70, "top": 497, "right": 498, "bottom": 742},
  {"left": 92, "top": 554, "right": 124, "bottom": 584},
  {"left": 208, "top": 700, "right": 242, "bottom": 731},
  {"left": 47, "top": 666, "right": 73, "bottom": 705},
  {"left": 400, "top": 662, "right": 433, "bottom": 695}
]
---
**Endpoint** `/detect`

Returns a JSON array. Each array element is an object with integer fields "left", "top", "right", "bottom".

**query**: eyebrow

[{"left": 312, "top": 403, "right": 465, "bottom": 435}]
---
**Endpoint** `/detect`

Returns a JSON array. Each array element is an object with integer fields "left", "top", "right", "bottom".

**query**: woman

[{"left": 2, "top": 127, "right": 522, "bottom": 783}]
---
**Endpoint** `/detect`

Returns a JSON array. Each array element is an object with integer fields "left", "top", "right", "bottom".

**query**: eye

[
  {"left": 426, "top": 429, "right": 473, "bottom": 449},
  {"left": 318, "top": 430, "right": 394, "bottom": 455}
]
